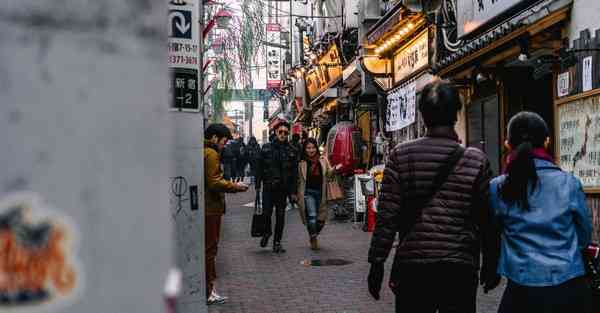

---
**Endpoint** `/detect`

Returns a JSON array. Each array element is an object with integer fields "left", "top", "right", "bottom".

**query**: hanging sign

[
  {"left": 393, "top": 30, "right": 429, "bottom": 83},
  {"left": 583, "top": 56, "right": 593, "bottom": 92},
  {"left": 386, "top": 81, "right": 416, "bottom": 132},
  {"left": 305, "top": 44, "right": 342, "bottom": 100},
  {"left": 557, "top": 72, "right": 570, "bottom": 98},
  {"left": 168, "top": 0, "right": 199, "bottom": 112},
  {"left": 557, "top": 94, "right": 600, "bottom": 191},
  {"left": 457, "top": 0, "right": 525, "bottom": 37},
  {"left": 266, "top": 23, "right": 282, "bottom": 89}
]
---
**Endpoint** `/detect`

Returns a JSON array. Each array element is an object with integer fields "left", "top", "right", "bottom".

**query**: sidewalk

[{"left": 209, "top": 187, "right": 505, "bottom": 313}]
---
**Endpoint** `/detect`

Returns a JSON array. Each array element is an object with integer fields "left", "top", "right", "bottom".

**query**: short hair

[
  {"left": 204, "top": 123, "right": 232, "bottom": 140},
  {"left": 418, "top": 80, "right": 462, "bottom": 127},
  {"left": 276, "top": 121, "right": 290, "bottom": 130}
]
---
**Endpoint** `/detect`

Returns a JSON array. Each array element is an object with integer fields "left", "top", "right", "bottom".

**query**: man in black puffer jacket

[
  {"left": 367, "top": 80, "right": 501, "bottom": 313},
  {"left": 256, "top": 121, "right": 298, "bottom": 253}
]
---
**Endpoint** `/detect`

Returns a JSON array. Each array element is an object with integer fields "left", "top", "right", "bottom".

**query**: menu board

[{"left": 557, "top": 94, "right": 600, "bottom": 191}]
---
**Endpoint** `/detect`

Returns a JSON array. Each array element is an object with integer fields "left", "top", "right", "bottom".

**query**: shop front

[{"left": 433, "top": 0, "right": 573, "bottom": 175}]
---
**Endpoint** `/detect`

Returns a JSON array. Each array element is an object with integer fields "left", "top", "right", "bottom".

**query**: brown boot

[{"left": 310, "top": 237, "right": 319, "bottom": 250}]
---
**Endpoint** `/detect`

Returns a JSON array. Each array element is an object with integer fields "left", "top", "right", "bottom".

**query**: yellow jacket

[{"left": 204, "top": 141, "right": 237, "bottom": 215}]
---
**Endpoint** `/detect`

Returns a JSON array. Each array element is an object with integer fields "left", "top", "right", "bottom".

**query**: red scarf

[
  {"left": 308, "top": 155, "right": 321, "bottom": 176},
  {"left": 503, "top": 147, "right": 554, "bottom": 174}
]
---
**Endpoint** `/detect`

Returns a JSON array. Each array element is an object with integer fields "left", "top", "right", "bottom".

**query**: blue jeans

[{"left": 304, "top": 188, "right": 322, "bottom": 237}]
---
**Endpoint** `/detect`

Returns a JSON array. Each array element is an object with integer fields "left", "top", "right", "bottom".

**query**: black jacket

[
  {"left": 256, "top": 140, "right": 299, "bottom": 195},
  {"left": 368, "top": 127, "right": 500, "bottom": 283}
]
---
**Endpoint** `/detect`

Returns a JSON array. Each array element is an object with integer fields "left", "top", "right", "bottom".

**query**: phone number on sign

[{"left": 169, "top": 55, "right": 198, "bottom": 65}]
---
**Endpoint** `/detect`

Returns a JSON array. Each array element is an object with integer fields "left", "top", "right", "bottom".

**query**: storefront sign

[
  {"left": 557, "top": 72, "right": 570, "bottom": 97},
  {"left": 558, "top": 94, "right": 600, "bottom": 191},
  {"left": 457, "top": 0, "right": 526, "bottom": 37},
  {"left": 305, "top": 44, "right": 342, "bottom": 100},
  {"left": 386, "top": 81, "right": 416, "bottom": 132},
  {"left": 266, "top": 23, "right": 282, "bottom": 88},
  {"left": 168, "top": 0, "right": 199, "bottom": 111},
  {"left": 393, "top": 30, "right": 429, "bottom": 83},
  {"left": 583, "top": 56, "right": 593, "bottom": 92}
]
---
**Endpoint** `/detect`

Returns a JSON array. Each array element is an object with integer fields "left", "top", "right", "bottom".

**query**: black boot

[
  {"left": 273, "top": 241, "right": 286, "bottom": 253},
  {"left": 260, "top": 234, "right": 270, "bottom": 248}
]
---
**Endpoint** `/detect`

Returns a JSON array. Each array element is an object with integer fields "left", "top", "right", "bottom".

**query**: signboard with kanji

[{"left": 170, "top": 68, "right": 199, "bottom": 111}]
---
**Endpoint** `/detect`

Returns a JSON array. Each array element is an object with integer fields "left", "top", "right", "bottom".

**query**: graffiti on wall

[{"left": 0, "top": 192, "right": 81, "bottom": 311}]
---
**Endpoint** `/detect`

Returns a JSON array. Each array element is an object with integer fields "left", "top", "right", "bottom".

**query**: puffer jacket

[{"left": 368, "top": 127, "right": 499, "bottom": 282}]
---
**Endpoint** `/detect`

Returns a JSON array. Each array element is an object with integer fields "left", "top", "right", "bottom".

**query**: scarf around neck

[
  {"left": 308, "top": 154, "right": 321, "bottom": 176},
  {"left": 503, "top": 147, "right": 554, "bottom": 174}
]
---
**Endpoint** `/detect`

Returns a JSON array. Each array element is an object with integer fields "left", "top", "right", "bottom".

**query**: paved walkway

[{"left": 209, "top": 187, "right": 505, "bottom": 313}]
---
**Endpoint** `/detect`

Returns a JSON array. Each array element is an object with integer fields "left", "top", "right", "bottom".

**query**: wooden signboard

[{"left": 556, "top": 93, "right": 600, "bottom": 192}]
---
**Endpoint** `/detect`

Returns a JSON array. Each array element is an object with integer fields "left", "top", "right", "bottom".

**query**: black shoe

[
  {"left": 273, "top": 242, "right": 286, "bottom": 253},
  {"left": 260, "top": 235, "right": 270, "bottom": 248}
]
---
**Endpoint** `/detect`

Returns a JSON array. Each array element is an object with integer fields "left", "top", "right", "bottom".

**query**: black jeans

[
  {"left": 498, "top": 276, "right": 592, "bottom": 313},
  {"left": 393, "top": 263, "right": 478, "bottom": 313},
  {"left": 262, "top": 187, "right": 287, "bottom": 243}
]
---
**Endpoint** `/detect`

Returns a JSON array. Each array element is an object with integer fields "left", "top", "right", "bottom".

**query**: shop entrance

[
  {"left": 503, "top": 67, "right": 555, "bottom": 154},
  {"left": 467, "top": 80, "right": 501, "bottom": 175}
]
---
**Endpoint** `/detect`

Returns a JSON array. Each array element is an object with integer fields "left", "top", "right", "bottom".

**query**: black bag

[
  {"left": 251, "top": 191, "right": 266, "bottom": 237},
  {"left": 583, "top": 243, "right": 600, "bottom": 297}
]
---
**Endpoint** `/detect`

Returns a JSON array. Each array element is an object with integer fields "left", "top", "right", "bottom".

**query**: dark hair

[
  {"left": 301, "top": 131, "right": 308, "bottom": 139},
  {"left": 205, "top": 123, "right": 232, "bottom": 140},
  {"left": 500, "top": 111, "right": 549, "bottom": 211},
  {"left": 418, "top": 80, "right": 462, "bottom": 127},
  {"left": 276, "top": 121, "right": 290, "bottom": 130},
  {"left": 292, "top": 134, "right": 300, "bottom": 141},
  {"left": 248, "top": 136, "right": 258, "bottom": 145},
  {"left": 302, "top": 138, "right": 319, "bottom": 160}
]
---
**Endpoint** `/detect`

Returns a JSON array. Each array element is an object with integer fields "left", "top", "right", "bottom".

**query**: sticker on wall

[{"left": 0, "top": 192, "right": 82, "bottom": 312}]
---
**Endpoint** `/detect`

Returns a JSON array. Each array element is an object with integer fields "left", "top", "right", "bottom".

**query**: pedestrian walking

[
  {"left": 367, "top": 80, "right": 501, "bottom": 313},
  {"left": 489, "top": 111, "right": 593, "bottom": 313},
  {"left": 203, "top": 123, "right": 248, "bottom": 305},
  {"left": 237, "top": 139, "right": 248, "bottom": 183},
  {"left": 296, "top": 138, "right": 340, "bottom": 250},
  {"left": 246, "top": 136, "right": 261, "bottom": 184},
  {"left": 256, "top": 122, "right": 299, "bottom": 253},
  {"left": 221, "top": 140, "right": 236, "bottom": 181}
]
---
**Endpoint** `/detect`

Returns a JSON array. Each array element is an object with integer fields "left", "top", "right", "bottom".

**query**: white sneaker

[{"left": 207, "top": 289, "right": 228, "bottom": 305}]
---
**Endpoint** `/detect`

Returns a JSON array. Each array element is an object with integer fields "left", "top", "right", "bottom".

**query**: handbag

[
  {"left": 250, "top": 191, "right": 266, "bottom": 237},
  {"left": 326, "top": 177, "right": 344, "bottom": 201},
  {"left": 583, "top": 243, "right": 600, "bottom": 297}
]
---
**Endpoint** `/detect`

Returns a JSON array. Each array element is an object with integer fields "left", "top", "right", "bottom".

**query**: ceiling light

[{"left": 407, "top": 22, "right": 415, "bottom": 29}]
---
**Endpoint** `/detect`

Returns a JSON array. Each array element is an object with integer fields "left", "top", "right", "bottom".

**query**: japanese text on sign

[
  {"left": 558, "top": 94, "right": 600, "bottom": 190},
  {"left": 386, "top": 81, "right": 416, "bottom": 132},
  {"left": 393, "top": 31, "right": 429, "bottom": 83}
]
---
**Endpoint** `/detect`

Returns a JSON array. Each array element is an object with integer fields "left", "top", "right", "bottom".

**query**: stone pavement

[{"left": 209, "top": 187, "right": 505, "bottom": 313}]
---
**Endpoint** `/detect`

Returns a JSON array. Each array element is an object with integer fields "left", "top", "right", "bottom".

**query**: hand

[
  {"left": 367, "top": 262, "right": 384, "bottom": 300},
  {"left": 234, "top": 183, "right": 248, "bottom": 192},
  {"left": 482, "top": 274, "right": 501, "bottom": 294},
  {"left": 290, "top": 195, "right": 298, "bottom": 203}
]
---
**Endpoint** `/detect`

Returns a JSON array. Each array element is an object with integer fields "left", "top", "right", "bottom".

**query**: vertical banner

[
  {"left": 386, "top": 81, "right": 416, "bottom": 132},
  {"left": 266, "top": 23, "right": 282, "bottom": 89},
  {"left": 169, "top": 0, "right": 200, "bottom": 111}
]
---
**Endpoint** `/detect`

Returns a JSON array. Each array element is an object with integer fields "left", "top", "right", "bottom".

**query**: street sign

[
  {"left": 171, "top": 68, "right": 199, "bottom": 111},
  {"left": 169, "top": 10, "right": 192, "bottom": 39},
  {"left": 169, "top": 0, "right": 199, "bottom": 112}
]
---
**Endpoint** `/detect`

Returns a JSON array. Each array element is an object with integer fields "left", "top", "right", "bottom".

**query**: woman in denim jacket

[{"left": 489, "top": 112, "right": 593, "bottom": 313}]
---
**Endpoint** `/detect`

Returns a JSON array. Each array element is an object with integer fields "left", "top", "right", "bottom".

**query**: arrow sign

[{"left": 169, "top": 10, "right": 192, "bottom": 39}]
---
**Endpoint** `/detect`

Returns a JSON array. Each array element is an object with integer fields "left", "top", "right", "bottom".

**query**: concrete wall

[{"left": 0, "top": 1, "right": 176, "bottom": 312}]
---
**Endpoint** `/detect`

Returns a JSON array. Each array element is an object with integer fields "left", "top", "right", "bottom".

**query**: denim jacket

[{"left": 489, "top": 159, "right": 592, "bottom": 287}]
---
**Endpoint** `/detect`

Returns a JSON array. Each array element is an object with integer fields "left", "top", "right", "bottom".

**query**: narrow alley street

[{"left": 209, "top": 187, "right": 506, "bottom": 313}]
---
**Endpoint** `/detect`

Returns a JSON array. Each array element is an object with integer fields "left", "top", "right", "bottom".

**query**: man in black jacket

[
  {"left": 367, "top": 80, "right": 501, "bottom": 313},
  {"left": 256, "top": 122, "right": 298, "bottom": 253}
]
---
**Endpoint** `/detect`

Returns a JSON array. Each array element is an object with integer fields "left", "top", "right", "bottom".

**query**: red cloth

[
  {"left": 205, "top": 215, "right": 222, "bottom": 298},
  {"left": 503, "top": 147, "right": 554, "bottom": 174},
  {"left": 308, "top": 154, "right": 320, "bottom": 176}
]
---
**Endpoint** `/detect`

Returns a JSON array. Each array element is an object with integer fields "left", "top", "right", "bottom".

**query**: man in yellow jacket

[{"left": 204, "top": 123, "right": 248, "bottom": 305}]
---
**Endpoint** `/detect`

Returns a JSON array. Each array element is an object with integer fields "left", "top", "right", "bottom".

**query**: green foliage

[{"left": 208, "top": 0, "right": 266, "bottom": 120}]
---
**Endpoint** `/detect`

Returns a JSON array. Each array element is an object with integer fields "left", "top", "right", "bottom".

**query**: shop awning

[
  {"left": 432, "top": 0, "right": 572, "bottom": 76},
  {"left": 343, "top": 59, "right": 362, "bottom": 96},
  {"left": 309, "top": 81, "right": 340, "bottom": 108}
]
